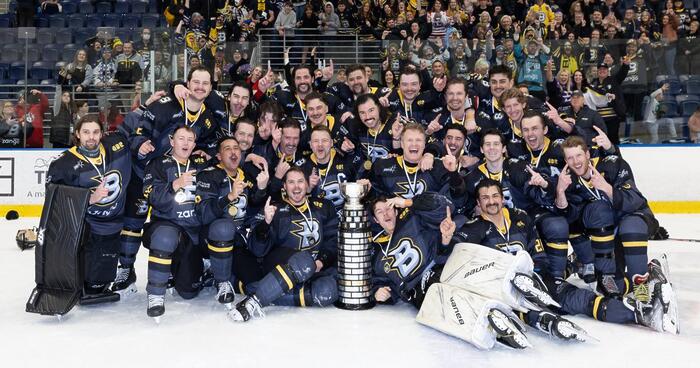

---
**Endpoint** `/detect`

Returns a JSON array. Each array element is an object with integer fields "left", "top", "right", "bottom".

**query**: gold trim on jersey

[
  {"left": 177, "top": 97, "right": 207, "bottom": 124},
  {"left": 526, "top": 137, "right": 551, "bottom": 167},
  {"left": 478, "top": 163, "right": 503, "bottom": 182},
  {"left": 396, "top": 156, "right": 419, "bottom": 174},
  {"left": 276, "top": 265, "right": 294, "bottom": 289},
  {"left": 310, "top": 149, "right": 337, "bottom": 177}
]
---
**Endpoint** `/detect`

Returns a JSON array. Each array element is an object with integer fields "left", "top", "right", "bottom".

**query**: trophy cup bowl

[{"left": 340, "top": 182, "right": 369, "bottom": 210}]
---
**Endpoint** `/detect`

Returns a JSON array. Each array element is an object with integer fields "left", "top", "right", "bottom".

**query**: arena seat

[
  {"left": 114, "top": 0, "right": 130, "bottom": 14},
  {"left": 86, "top": 14, "right": 104, "bottom": 28},
  {"left": 68, "top": 13, "right": 86, "bottom": 28},
  {"left": 103, "top": 14, "right": 121, "bottom": 28},
  {"left": 31, "top": 62, "right": 54, "bottom": 81},
  {"left": 36, "top": 28, "right": 56, "bottom": 44},
  {"left": 41, "top": 46, "right": 60, "bottom": 63},
  {"left": 79, "top": 0, "right": 95, "bottom": 14},
  {"left": 677, "top": 95, "right": 700, "bottom": 117},
  {"left": 10, "top": 62, "right": 26, "bottom": 82},
  {"left": 0, "top": 29, "right": 16, "bottom": 45},
  {"left": 122, "top": 15, "right": 140, "bottom": 28},
  {"left": 141, "top": 14, "right": 160, "bottom": 29},
  {"left": 131, "top": 0, "right": 148, "bottom": 14},
  {"left": 62, "top": 1, "right": 78, "bottom": 14},
  {"left": 95, "top": 1, "right": 113, "bottom": 14},
  {"left": 49, "top": 14, "right": 67, "bottom": 28},
  {"left": 74, "top": 28, "right": 95, "bottom": 45},
  {"left": 55, "top": 28, "right": 75, "bottom": 44}
]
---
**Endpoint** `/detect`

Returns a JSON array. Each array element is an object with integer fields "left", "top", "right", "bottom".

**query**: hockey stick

[{"left": 666, "top": 237, "right": 700, "bottom": 243}]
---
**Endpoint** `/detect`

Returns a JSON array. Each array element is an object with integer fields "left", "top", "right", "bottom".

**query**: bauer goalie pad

[
  {"left": 438, "top": 242, "right": 541, "bottom": 312},
  {"left": 416, "top": 283, "right": 525, "bottom": 350},
  {"left": 26, "top": 184, "right": 91, "bottom": 316}
]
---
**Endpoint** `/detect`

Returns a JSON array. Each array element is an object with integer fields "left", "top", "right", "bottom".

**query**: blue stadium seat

[
  {"left": 86, "top": 14, "right": 103, "bottom": 28},
  {"left": 677, "top": 95, "right": 700, "bottom": 117},
  {"left": 74, "top": 28, "right": 94, "bottom": 44},
  {"left": 141, "top": 14, "right": 159, "bottom": 29},
  {"left": 40, "top": 79, "right": 57, "bottom": 85},
  {"left": 26, "top": 47, "right": 42, "bottom": 63},
  {"left": 0, "top": 14, "right": 13, "bottom": 28},
  {"left": 17, "top": 79, "right": 41, "bottom": 85},
  {"left": 95, "top": 1, "right": 112, "bottom": 13},
  {"left": 62, "top": 44, "right": 78, "bottom": 62},
  {"left": 104, "top": 14, "right": 121, "bottom": 27},
  {"left": 0, "top": 29, "right": 16, "bottom": 45},
  {"left": 657, "top": 75, "right": 683, "bottom": 95},
  {"left": 659, "top": 96, "right": 680, "bottom": 118},
  {"left": 115, "top": 29, "right": 132, "bottom": 42},
  {"left": 79, "top": 0, "right": 94, "bottom": 14},
  {"left": 62, "top": 1, "right": 78, "bottom": 14},
  {"left": 122, "top": 15, "right": 140, "bottom": 28},
  {"left": 36, "top": 28, "right": 55, "bottom": 44},
  {"left": 131, "top": 0, "right": 148, "bottom": 14},
  {"left": 55, "top": 28, "right": 74, "bottom": 45},
  {"left": 68, "top": 13, "right": 86, "bottom": 28},
  {"left": 42, "top": 45, "right": 60, "bottom": 63},
  {"left": 31, "top": 61, "right": 54, "bottom": 80},
  {"left": 10, "top": 62, "right": 26, "bottom": 82},
  {"left": 114, "top": 0, "right": 130, "bottom": 14},
  {"left": 49, "top": 14, "right": 67, "bottom": 28},
  {"left": 34, "top": 14, "right": 50, "bottom": 27},
  {"left": 1, "top": 45, "right": 20, "bottom": 64},
  {"left": 685, "top": 77, "right": 700, "bottom": 96}
]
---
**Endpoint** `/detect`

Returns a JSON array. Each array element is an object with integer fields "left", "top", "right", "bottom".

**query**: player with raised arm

[
  {"left": 228, "top": 168, "right": 339, "bottom": 322},
  {"left": 195, "top": 137, "right": 270, "bottom": 309},
  {"left": 141, "top": 126, "right": 209, "bottom": 321}
]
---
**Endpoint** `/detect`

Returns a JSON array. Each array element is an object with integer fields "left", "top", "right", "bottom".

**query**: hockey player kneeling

[
  {"left": 46, "top": 115, "right": 131, "bottom": 305},
  {"left": 228, "top": 168, "right": 339, "bottom": 322},
  {"left": 142, "top": 126, "right": 209, "bottom": 321}
]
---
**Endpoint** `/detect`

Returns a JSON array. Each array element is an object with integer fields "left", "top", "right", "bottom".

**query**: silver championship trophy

[{"left": 335, "top": 182, "right": 375, "bottom": 310}]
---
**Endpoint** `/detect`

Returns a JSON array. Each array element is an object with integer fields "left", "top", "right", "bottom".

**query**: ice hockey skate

[
  {"left": 147, "top": 294, "right": 165, "bottom": 324},
  {"left": 510, "top": 272, "right": 561, "bottom": 308},
  {"left": 110, "top": 266, "right": 137, "bottom": 296},
  {"left": 487, "top": 308, "right": 531, "bottom": 349},
  {"left": 79, "top": 283, "right": 120, "bottom": 306},
  {"left": 227, "top": 295, "right": 264, "bottom": 322},
  {"left": 535, "top": 311, "right": 593, "bottom": 342},
  {"left": 216, "top": 281, "right": 234, "bottom": 310}
]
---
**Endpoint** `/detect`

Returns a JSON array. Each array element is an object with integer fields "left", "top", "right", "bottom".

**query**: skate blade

[
  {"left": 488, "top": 310, "right": 531, "bottom": 349},
  {"left": 151, "top": 316, "right": 161, "bottom": 325},
  {"left": 511, "top": 275, "right": 561, "bottom": 308},
  {"left": 227, "top": 310, "right": 245, "bottom": 323},
  {"left": 556, "top": 321, "right": 598, "bottom": 343},
  {"left": 659, "top": 283, "right": 680, "bottom": 335}
]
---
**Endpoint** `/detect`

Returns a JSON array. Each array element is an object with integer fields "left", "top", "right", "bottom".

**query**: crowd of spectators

[{"left": 4, "top": 0, "right": 700, "bottom": 146}]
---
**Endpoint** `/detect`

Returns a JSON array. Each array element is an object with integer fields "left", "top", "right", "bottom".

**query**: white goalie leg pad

[
  {"left": 439, "top": 242, "right": 539, "bottom": 312},
  {"left": 416, "top": 282, "right": 524, "bottom": 350}
]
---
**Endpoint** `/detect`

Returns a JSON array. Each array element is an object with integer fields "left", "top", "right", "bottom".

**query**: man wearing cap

[
  {"left": 588, "top": 58, "right": 629, "bottom": 145},
  {"left": 557, "top": 90, "right": 607, "bottom": 144}
]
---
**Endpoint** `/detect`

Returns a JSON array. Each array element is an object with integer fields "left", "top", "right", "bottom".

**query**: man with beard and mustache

[
  {"left": 252, "top": 118, "right": 305, "bottom": 200},
  {"left": 196, "top": 137, "right": 270, "bottom": 310},
  {"left": 346, "top": 93, "right": 401, "bottom": 176},
  {"left": 326, "top": 64, "right": 391, "bottom": 115},
  {"left": 554, "top": 136, "right": 678, "bottom": 335},
  {"left": 218, "top": 81, "right": 258, "bottom": 138},
  {"left": 228, "top": 168, "right": 339, "bottom": 322},
  {"left": 381, "top": 68, "right": 446, "bottom": 128},
  {"left": 298, "top": 125, "right": 362, "bottom": 215},
  {"left": 265, "top": 64, "right": 344, "bottom": 131},
  {"left": 369, "top": 123, "right": 466, "bottom": 204},
  {"left": 297, "top": 92, "right": 353, "bottom": 154},
  {"left": 46, "top": 115, "right": 132, "bottom": 304},
  {"left": 426, "top": 78, "right": 481, "bottom": 168},
  {"left": 450, "top": 179, "right": 660, "bottom": 344},
  {"left": 113, "top": 67, "right": 219, "bottom": 295},
  {"left": 141, "top": 126, "right": 209, "bottom": 321}
]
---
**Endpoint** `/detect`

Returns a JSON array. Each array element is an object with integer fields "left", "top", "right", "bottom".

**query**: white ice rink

[{"left": 1, "top": 215, "right": 699, "bottom": 367}]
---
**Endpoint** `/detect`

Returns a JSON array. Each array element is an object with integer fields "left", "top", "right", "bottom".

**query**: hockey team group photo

[{"left": 1, "top": 0, "right": 699, "bottom": 366}]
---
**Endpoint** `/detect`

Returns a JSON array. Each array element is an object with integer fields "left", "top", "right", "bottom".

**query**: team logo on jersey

[
  {"left": 291, "top": 218, "right": 320, "bottom": 250},
  {"left": 396, "top": 179, "right": 426, "bottom": 199},
  {"left": 495, "top": 241, "right": 525, "bottom": 255},
  {"left": 91, "top": 170, "right": 123, "bottom": 206},
  {"left": 382, "top": 237, "right": 423, "bottom": 278}
]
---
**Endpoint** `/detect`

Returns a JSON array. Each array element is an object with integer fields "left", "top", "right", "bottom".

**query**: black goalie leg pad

[{"left": 26, "top": 184, "right": 91, "bottom": 316}]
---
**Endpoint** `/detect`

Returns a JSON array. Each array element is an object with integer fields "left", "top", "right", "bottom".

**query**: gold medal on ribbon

[
  {"left": 364, "top": 160, "right": 372, "bottom": 170},
  {"left": 228, "top": 204, "right": 239, "bottom": 217}
]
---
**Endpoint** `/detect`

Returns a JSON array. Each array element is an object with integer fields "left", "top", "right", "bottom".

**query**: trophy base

[{"left": 334, "top": 299, "right": 376, "bottom": 311}]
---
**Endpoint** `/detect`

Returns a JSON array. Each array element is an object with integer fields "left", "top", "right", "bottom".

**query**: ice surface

[{"left": 1, "top": 215, "right": 698, "bottom": 367}]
